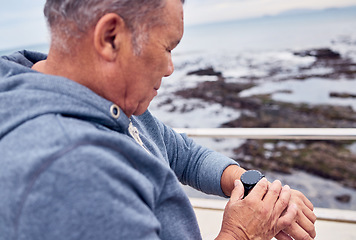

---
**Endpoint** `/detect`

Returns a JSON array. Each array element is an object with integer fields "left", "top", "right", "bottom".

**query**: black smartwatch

[{"left": 240, "top": 170, "right": 265, "bottom": 198}]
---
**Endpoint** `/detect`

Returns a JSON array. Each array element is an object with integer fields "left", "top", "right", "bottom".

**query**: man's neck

[{"left": 32, "top": 47, "right": 96, "bottom": 88}]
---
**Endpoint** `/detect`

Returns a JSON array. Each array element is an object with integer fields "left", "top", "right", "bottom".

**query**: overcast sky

[
  {"left": 184, "top": 0, "right": 356, "bottom": 25},
  {"left": 1, "top": 0, "right": 356, "bottom": 51}
]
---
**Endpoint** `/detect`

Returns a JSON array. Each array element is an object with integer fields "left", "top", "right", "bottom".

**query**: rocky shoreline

[{"left": 173, "top": 48, "right": 356, "bottom": 198}]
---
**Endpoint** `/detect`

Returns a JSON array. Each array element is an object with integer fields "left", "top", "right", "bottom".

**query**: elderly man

[{"left": 0, "top": 0, "right": 316, "bottom": 239}]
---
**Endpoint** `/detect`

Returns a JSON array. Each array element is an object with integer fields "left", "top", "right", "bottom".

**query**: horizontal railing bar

[{"left": 174, "top": 128, "right": 356, "bottom": 140}]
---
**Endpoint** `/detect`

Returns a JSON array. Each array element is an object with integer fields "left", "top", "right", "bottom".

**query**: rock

[
  {"left": 330, "top": 92, "right": 356, "bottom": 99},
  {"left": 335, "top": 194, "right": 351, "bottom": 203},
  {"left": 294, "top": 48, "right": 341, "bottom": 59},
  {"left": 292, "top": 48, "right": 356, "bottom": 79},
  {"left": 233, "top": 139, "right": 356, "bottom": 190},
  {"left": 187, "top": 67, "right": 223, "bottom": 77},
  {"left": 176, "top": 79, "right": 255, "bottom": 108}
]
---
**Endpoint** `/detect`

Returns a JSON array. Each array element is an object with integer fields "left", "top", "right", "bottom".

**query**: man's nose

[{"left": 164, "top": 57, "right": 174, "bottom": 77}]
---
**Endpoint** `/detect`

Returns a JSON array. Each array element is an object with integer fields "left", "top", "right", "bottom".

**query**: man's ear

[{"left": 93, "top": 13, "right": 127, "bottom": 61}]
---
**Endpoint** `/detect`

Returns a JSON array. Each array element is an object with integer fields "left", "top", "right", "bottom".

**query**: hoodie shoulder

[
  {"left": 0, "top": 50, "right": 47, "bottom": 78},
  {"left": 1, "top": 50, "right": 47, "bottom": 68}
]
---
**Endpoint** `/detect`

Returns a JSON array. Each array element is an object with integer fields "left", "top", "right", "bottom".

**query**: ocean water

[{"left": 177, "top": 6, "right": 356, "bottom": 53}]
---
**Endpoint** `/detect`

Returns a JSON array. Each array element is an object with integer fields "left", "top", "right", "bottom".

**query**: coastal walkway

[{"left": 175, "top": 128, "right": 356, "bottom": 240}]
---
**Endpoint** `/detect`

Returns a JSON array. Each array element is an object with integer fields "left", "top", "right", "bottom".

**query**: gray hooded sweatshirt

[{"left": 0, "top": 50, "right": 237, "bottom": 240}]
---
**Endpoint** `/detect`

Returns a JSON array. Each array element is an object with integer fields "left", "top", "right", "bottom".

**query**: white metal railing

[
  {"left": 174, "top": 128, "right": 356, "bottom": 140},
  {"left": 176, "top": 128, "right": 356, "bottom": 226}
]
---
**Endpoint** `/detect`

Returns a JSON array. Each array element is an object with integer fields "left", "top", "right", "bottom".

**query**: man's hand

[
  {"left": 221, "top": 165, "right": 317, "bottom": 240},
  {"left": 216, "top": 179, "right": 298, "bottom": 240},
  {"left": 275, "top": 190, "right": 317, "bottom": 240}
]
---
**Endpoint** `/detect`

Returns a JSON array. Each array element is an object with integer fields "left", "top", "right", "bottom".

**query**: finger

[
  {"left": 283, "top": 221, "right": 314, "bottom": 240},
  {"left": 273, "top": 185, "right": 292, "bottom": 217},
  {"left": 275, "top": 231, "right": 293, "bottom": 240},
  {"left": 247, "top": 177, "right": 268, "bottom": 200},
  {"left": 301, "top": 193, "right": 314, "bottom": 211},
  {"left": 295, "top": 208, "right": 317, "bottom": 238},
  {"left": 290, "top": 190, "right": 317, "bottom": 237},
  {"left": 230, "top": 180, "right": 244, "bottom": 202},
  {"left": 263, "top": 180, "right": 283, "bottom": 206},
  {"left": 301, "top": 200, "right": 317, "bottom": 224},
  {"left": 292, "top": 189, "right": 314, "bottom": 211}
]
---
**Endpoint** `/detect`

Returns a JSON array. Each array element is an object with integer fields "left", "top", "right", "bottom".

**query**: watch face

[
  {"left": 241, "top": 170, "right": 264, "bottom": 198},
  {"left": 241, "top": 170, "right": 264, "bottom": 187}
]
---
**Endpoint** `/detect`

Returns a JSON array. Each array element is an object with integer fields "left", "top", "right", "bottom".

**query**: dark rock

[
  {"left": 294, "top": 48, "right": 341, "bottom": 59},
  {"left": 176, "top": 79, "right": 255, "bottom": 109},
  {"left": 233, "top": 140, "right": 356, "bottom": 189},
  {"left": 187, "top": 67, "right": 223, "bottom": 77},
  {"left": 291, "top": 48, "right": 356, "bottom": 79},
  {"left": 335, "top": 194, "right": 351, "bottom": 203},
  {"left": 330, "top": 92, "right": 356, "bottom": 99}
]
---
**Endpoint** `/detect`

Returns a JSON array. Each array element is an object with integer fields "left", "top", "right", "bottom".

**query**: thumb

[{"left": 230, "top": 180, "right": 244, "bottom": 202}]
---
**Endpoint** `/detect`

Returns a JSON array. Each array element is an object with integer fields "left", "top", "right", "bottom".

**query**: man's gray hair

[{"left": 44, "top": 0, "right": 185, "bottom": 54}]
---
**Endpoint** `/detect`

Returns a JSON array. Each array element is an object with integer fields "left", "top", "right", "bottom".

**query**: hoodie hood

[{"left": 0, "top": 50, "right": 130, "bottom": 139}]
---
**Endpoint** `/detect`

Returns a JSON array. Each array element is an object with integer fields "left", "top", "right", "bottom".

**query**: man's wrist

[{"left": 221, "top": 165, "right": 246, "bottom": 197}]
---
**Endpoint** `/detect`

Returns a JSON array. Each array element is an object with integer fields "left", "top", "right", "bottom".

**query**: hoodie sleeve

[{"left": 154, "top": 118, "right": 239, "bottom": 197}]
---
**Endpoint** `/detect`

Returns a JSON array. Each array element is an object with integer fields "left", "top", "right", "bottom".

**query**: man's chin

[{"left": 132, "top": 103, "right": 151, "bottom": 116}]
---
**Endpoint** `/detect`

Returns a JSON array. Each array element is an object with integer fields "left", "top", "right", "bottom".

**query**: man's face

[{"left": 114, "top": 0, "right": 184, "bottom": 117}]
